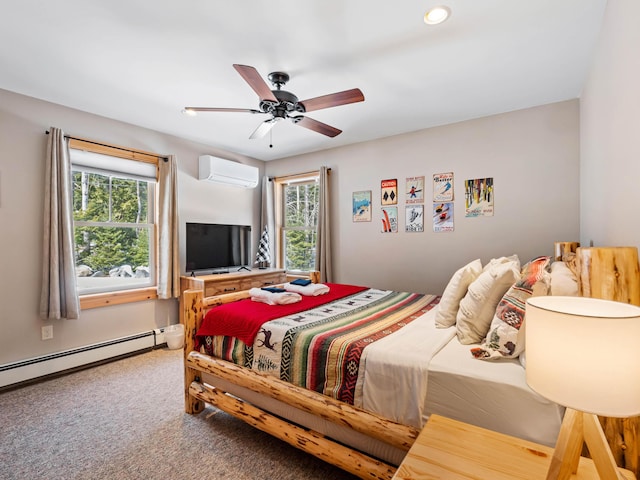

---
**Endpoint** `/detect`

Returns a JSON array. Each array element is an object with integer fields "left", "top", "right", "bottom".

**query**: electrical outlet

[{"left": 41, "top": 325, "right": 53, "bottom": 340}]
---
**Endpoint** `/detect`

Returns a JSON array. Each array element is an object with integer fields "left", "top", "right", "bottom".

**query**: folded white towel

[
  {"left": 283, "top": 283, "right": 330, "bottom": 296},
  {"left": 249, "top": 288, "right": 302, "bottom": 305}
]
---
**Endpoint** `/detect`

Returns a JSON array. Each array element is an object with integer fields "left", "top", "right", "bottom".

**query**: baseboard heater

[{"left": 0, "top": 329, "right": 167, "bottom": 390}]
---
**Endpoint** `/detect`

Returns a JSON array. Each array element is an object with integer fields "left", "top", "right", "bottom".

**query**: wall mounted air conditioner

[{"left": 198, "top": 155, "right": 259, "bottom": 188}]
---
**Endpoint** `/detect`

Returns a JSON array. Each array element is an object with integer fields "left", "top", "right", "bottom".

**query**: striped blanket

[{"left": 200, "top": 287, "right": 441, "bottom": 405}]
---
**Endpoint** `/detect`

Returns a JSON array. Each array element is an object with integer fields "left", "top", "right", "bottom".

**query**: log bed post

[
  {"left": 576, "top": 246, "right": 640, "bottom": 306},
  {"left": 575, "top": 246, "right": 640, "bottom": 477},
  {"left": 183, "top": 289, "right": 205, "bottom": 414}
]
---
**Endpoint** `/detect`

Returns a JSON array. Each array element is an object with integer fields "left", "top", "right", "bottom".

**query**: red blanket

[{"left": 196, "top": 283, "right": 367, "bottom": 346}]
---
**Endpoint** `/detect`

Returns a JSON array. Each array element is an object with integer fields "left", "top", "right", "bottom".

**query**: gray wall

[
  {"left": 267, "top": 100, "right": 581, "bottom": 294},
  {"left": 0, "top": 88, "right": 263, "bottom": 366},
  {"left": 580, "top": 0, "right": 640, "bottom": 251}
]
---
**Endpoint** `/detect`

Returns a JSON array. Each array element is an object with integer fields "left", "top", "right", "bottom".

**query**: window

[
  {"left": 69, "top": 142, "right": 158, "bottom": 301},
  {"left": 276, "top": 173, "right": 319, "bottom": 272}
]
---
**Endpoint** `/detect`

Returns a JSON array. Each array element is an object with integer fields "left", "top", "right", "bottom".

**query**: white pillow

[
  {"left": 435, "top": 259, "right": 482, "bottom": 328},
  {"left": 482, "top": 254, "right": 520, "bottom": 273},
  {"left": 550, "top": 261, "right": 579, "bottom": 296},
  {"left": 456, "top": 259, "right": 521, "bottom": 344}
]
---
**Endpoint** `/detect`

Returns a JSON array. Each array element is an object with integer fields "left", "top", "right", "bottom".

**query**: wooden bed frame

[
  {"left": 183, "top": 247, "right": 640, "bottom": 479},
  {"left": 182, "top": 277, "right": 417, "bottom": 480}
]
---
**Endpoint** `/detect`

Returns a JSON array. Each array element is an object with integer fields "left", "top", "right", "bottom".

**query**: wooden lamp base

[{"left": 548, "top": 408, "right": 626, "bottom": 480}]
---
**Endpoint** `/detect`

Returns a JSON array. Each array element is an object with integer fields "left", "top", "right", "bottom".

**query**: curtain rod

[
  {"left": 270, "top": 168, "right": 331, "bottom": 181},
  {"left": 45, "top": 130, "right": 169, "bottom": 161}
]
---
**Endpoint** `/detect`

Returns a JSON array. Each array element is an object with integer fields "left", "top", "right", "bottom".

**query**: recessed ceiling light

[
  {"left": 424, "top": 6, "right": 451, "bottom": 25},
  {"left": 182, "top": 108, "right": 197, "bottom": 116}
]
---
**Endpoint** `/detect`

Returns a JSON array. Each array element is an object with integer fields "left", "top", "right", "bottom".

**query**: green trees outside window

[
  {"left": 72, "top": 169, "right": 154, "bottom": 292},
  {"left": 283, "top": 181, "right": 318, "bottom": 272}
]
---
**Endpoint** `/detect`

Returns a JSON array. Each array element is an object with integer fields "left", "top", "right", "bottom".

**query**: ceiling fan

[{"left": 183, "top": 64, "right": 365, "bottom": 140}]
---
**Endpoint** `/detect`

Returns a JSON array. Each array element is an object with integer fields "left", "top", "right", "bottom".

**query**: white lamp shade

[{"left": 526, "top": 295, "right": 640, "bottom": 417}]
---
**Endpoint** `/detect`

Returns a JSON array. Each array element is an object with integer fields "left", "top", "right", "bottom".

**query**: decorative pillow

[
  {"left": 549, "top": 261, "right": 578, "bottom": 296},
  {"left": 481, "top": 254, "right": 520, "bottom": 273},
  {"left": 434, "top": 259, "right": 483, "bottom": 328},
  {"left": 456, "top": 258, "right": 521, "bottom": 344},
  {"left": 471, "top": 256, "right": 551, "bottom": 360}
]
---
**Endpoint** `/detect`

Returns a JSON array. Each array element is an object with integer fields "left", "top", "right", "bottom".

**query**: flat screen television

[{"left": 186, "top": 222, "right": 251, "bottom": 273}]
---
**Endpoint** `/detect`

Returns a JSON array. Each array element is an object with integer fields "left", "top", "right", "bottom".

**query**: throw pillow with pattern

[{"left": 471, "top": 255, "right": 551, "bottom": 360}]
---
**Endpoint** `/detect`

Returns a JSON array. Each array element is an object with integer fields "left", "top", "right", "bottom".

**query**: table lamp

[{"left": 526, "top": 296, "right": 640, "bottom": 480}]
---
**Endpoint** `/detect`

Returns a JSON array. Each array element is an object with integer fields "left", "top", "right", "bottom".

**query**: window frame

[
  {"left": 68, "top": 138, "right": 161, "bottom": 309},
  {"left": 274, "top": 171, "right": 320, "bottom": 273}
]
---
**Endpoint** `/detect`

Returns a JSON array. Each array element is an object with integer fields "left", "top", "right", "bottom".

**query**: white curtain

[
  {"left": 157, "top": 155, "right": 180, "bottom": 299},
  {"left": 40, "top": 128, "right": 80, "bottom": 320},
  {"left": 258, "top": 175, "right": 275, "bottom": 267},
  {"left": 316, "top": 166, "right": 333, "bottom": 282}
]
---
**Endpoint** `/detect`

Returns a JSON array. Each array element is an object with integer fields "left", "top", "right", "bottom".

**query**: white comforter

[
  {"left": 355, "top": 305, "right": 564, "bottom": 446},
  {"left": 355, "top": 307, "right": 455, "bottom": 428}
]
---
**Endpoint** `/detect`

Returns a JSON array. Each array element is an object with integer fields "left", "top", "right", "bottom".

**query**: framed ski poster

[
  {"left": 405, "top": 205, "right": 424, "bottom": 232},
  {"left": 433, "top": 202, "right": 454, "bottom": 232},
  {"left": 381, "top": 179, "right": 398, "bottom": 205},
  {"left": 405, "top": 176, "right": 425, "bottom": 204},
  {"left": 352, "top": 190, "right": 372, "bottom": 222},
  {"left": 381, "top": 206, "right": 398, "bottom": 233},
  {"left": 465, "top": 177, "right": 494, "bottom": 217},
  {"left": 433, "top": 172, "right": 453, "bottom": 202}
]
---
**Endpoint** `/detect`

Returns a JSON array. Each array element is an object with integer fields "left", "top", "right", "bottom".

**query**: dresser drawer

[
  {"left": 242, "top": 273, "right": 286, "bottom": 290},
  {"left": 204, "top": 280, "right": 243, "bottom": 296}
]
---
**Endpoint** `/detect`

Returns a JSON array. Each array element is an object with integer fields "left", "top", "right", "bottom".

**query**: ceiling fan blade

[
  {"left": 249, "top": 119, "right": 277, "bottom": 139},
  {"left": 298, "top": 88, "right": 364, "bottom": 113},
  {"left": 291, "top": 116, "right": 342, "bottom": 138},
  {"left": 233, "top": 64, "right": 278, "bottom": 102},
  {"left": 183, "top": 107, "right": 263, "bottom": 114}
]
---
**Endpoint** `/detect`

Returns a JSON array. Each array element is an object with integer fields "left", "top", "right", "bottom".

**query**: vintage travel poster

[
  {"left": 433, "top": 172, "right": 454, "bottom": 202},
  {"left": 381, "top": 178, "right": 398, "bottom": 205},
  {"left": 352, "top": 190, "right": 372, "bottom": 222},
  {"left": 405, "top": 176, "right": 425, "bottom": 204},
  {"left": 381, "top": 206, "right": 398, "bottom": 233},
  {"left": 464, "top": 177, "right": 494, "bottom": 217},
  {"left": 405, "top": 205, "right": 424, "bottom": 232},
  {"left": 433, "top": 202, "right": 454, "bottom": 232}
]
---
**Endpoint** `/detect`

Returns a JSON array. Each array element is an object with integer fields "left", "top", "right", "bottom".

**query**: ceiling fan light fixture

[{"left": 424, "top": 5, "right": 451, "bottom": 25}]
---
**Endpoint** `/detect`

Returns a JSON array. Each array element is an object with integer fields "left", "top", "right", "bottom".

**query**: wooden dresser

[
  {"left": 180, "top": 268, "right": 286, "bottom": 297},
  {"left": 179, "top": 268, "right": 287, "bottom": 323}
]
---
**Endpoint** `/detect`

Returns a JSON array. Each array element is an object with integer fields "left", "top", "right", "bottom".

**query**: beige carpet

[{"left": 0, "top": 348, "right": 359, "bottom": 479}]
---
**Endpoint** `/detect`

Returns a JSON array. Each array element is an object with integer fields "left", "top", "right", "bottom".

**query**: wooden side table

[{"left": 392, "top": 415, "right": 636, "bottom": 479}]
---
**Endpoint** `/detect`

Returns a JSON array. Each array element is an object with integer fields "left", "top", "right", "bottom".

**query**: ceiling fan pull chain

[{"left": 269, "top": 128, "right": 273, "bottom": 148}]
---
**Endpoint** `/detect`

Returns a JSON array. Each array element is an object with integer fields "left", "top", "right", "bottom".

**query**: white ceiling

[{"left": 0, "top": 1, "right": 606, "bottom": 161}]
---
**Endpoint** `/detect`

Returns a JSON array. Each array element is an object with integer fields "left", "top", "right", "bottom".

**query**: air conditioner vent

[{"left": 198, "top": 155, "right": 259, "bottom": 188}]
